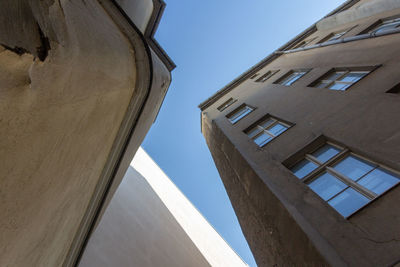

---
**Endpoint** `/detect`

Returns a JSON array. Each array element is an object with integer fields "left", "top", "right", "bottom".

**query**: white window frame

[
  {"left": 275, "top": 70, "right": 309, "bottom": 86},
  {"left": 319, "top": 26, "right": 355, "bottom": 44},
  {"left": 290, "top": 141, "right": 400, "bottom": 218},
  {"left": 370, "top": 17, "right": 400, "bottom": 34},
  {"left": 226, "top": 104, "right": 254, "bottom": 124},
  {"left": 312, "top": 69, "right": 371, "bottom": 91},
  {"left": 326, "top": 31, "right": 347, "bottom": 41},
  {"left": 245, "top": 116, "right": 292, "bottom": 147}
]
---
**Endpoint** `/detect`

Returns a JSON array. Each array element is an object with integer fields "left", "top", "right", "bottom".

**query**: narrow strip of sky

[{"left": 143, "top": 1, "right": 347, "bottom": 266}]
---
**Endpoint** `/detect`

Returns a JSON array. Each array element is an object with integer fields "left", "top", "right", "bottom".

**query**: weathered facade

[
  {"left": 199, "top": 0, "right": 400, "bottom": 266},
  {"left": 79, "top": 147, "right": 248, "bottom": 267},
  {"left": 0, "top": 1, "right": 174, "bottom": 266}
]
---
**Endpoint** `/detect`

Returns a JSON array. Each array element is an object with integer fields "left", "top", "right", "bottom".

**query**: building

[
  {"left": 199, "top": 0, "right": 400, "bottom": 266},
  {"left": 79, "top": 147, "right": 248, "bottom": 267},
  {"left": 0, "top": 1, "right": 174, "bottom": 266}
]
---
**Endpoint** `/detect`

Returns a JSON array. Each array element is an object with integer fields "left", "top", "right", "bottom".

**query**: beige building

[
  {"left": 0, "top": 0, "right": 174, "bottom": 266},
  {"left": 199, "top": 0, "right": 400, "bottom": 266},
  {"left": 79, "top": 147, "right": 248, "bottom": 267}
]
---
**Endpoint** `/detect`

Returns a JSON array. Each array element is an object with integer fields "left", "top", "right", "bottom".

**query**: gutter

[
  {"left": 276, "top": 27, "right": 400, "bottom": 54},
  {"left": 198, "top": 0, "right": 360, "bottom": 111}
]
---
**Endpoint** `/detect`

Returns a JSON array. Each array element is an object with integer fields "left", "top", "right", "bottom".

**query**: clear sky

[{"left": 142, "top": 1, "right": 346, "bottom": 266}]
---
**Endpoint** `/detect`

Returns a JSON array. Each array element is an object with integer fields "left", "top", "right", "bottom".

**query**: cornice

[
  {"left": 198, "top": 0, "right": 360, "bottom": 111},
  {"left": 145, "top": 0, "right": 176, "bottom": 71}
]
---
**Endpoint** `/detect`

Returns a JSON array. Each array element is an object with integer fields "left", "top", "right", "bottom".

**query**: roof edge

[
  {"left": 145, "top": 0, "right": 176, "bottom": 71},
  {"left": 198, "top": 0, "right": 360, "bottom": 111}
]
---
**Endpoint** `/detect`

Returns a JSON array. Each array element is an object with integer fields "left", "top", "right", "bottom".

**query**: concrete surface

[
  {"left": 0, "top": 0, "right": 137, "bottom": 266},
  {"left": 80, "top": 147, "right": 248, "bottom": 267},
  {"left": 200, "top": 0, "right": 400, "bottom": 266}
]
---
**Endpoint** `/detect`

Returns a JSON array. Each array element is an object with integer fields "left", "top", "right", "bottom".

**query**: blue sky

[{"left": 142, "top": 1, "right": 346, "bottom": 266}]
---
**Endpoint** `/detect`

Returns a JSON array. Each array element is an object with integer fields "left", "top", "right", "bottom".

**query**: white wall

[{"left": 131, "top": 148, "right": 248, "bottom": 267}]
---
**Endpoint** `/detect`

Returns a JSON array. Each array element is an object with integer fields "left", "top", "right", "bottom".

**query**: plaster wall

[
  {"left": 79, "top": 167, "right": 210, "bottom": 267},
  {"left": 317, "top": 0, "right": 400, "bottom": 31},
  {"left": 0, "top": 0, "right": 139, "bottom": 266},
  {"left": 80, "top": 148, "right": 248, "bottom": 267},
  {"left": 201, "top": 1, "right": 400, "bottom": 266}
]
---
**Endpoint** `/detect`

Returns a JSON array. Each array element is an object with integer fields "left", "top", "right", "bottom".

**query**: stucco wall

[
  {"left": 80, "top": 166, "right": 210, "bottom": 267},
  {"left": 201, "top": 1, "right": 400, "bottom": 266},
  {"left": 0, "top": 0, "right": 138, "bottom": 266},
  {"left": 80, "top": 148, "right": 248, "bottom": 267}
]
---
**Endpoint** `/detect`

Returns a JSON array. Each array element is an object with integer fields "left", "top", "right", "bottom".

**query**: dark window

[
  {"left": 319, "top": 30, "right": 348, "bottom": 43},
  {"left": 217, "top": 98, "right": 237, "bottom": 112},
  {"left": 255, "top": 70, "right": 279, "bottom": 83},
  {"left": 290, "top": 37, "right": 318, "bottom": 50}
]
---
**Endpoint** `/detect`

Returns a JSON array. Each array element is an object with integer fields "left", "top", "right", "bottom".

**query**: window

[
  {"left": 245, "top": 115, "right": 292, "bottom": 147},
  {"left": 319, "top": 27, "right": 351, "bottom": 43},
  {"left": 387, "top": 82, "right": 400, "bottom": 94},
  {"left": 274, "top": 70, "right": 309, "bottom": 86},
  {"left": 217, "top": 98, "right": 237, "bottom": 112},
  {"left": 369, "top": 17, "right": 400, "bottom": 34},
  {"left": 289, "top": 142, "right": 400, "bottom": 218},
  {"left": 291, "top": 37, "right": 317, "bottom": 49},
  {"left": 310, "top": 68, "right": 371, "bottom": 91},
  {"left": 226, "top": 104, "right": 254, "bottom": 124},
  {"left": 255, "top": 70, "right": 279, "bottom": 83}
]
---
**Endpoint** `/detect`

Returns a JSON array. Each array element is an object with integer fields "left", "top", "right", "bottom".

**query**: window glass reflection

[
  {"left": 333, "top": 155, "right": 376, "bottom": 181},
  {"left": 328, "top": 188, "right": 370, "bottom": 217},
  {"left": 291, "top": 159, "right": 318, "bottom": 179},
  {"left": 357, "top": 168, "right": 400, "bottom": 195},
  {"left": 308, "top": 172, "right": 347, "bottom": 201}
]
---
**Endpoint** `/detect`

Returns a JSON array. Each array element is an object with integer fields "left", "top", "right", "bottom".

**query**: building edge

[
  {"left": 198, "top": 0, "right": 360, "bottom": 112},
  {"left": 63, "top": 1, "right": 173, "bottom": 266}
]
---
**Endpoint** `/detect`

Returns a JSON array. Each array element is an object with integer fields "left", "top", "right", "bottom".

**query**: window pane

[
  {"left": 229, "top": 106, "right": 252, "bottom": 123},
  {"left": 312, "top": 144, "right": 341, "bottom": 163},
  {"left": 268, "top": 122, "right": 288, "bottom": 136},
  {"left": 253, "top": 132, "right": 272, "bottom": 147},
  {"left": 325, "top": 71, "right": 345, "bottom": 81},
  {"left": 339, "top": 72, "right": 368, "bottom": 83},
  {"left": 333, "top": 155, "right": 376, "bottom": 181},
  {"left": 260, "top": 118, "right": 275, "bottom": 129},
  {"left": 374, "top": 21, "right": 400, "bottom": 34},
  {"left": 247, "top": 127, "right": 262, "bottom": 138},
  {"left": 328, "top": 33, "right": 343, "bottom": 41},
  {"left": 308, "top": 172, "right": 347, "bottom": 201},
  {"left": 282, "top": 72, "right": 305, "bottom": 86},
  {"left": 291, "top": 159, "right": 318, "bottom": 179},
  {"left": 315, "top": 81, "right": 329, "bottom": 88},
  {"left": 283, "top": 74, "right": 299, "bottom": 85},
  {"left": 328, "top": 82, "right": 350, "bottom": 91},
  {"left": 357, "top": 168, "right": 400, "bottom": 195},
  {"left": 328, "top": 188, "right": 370, "bottom": 217}
]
